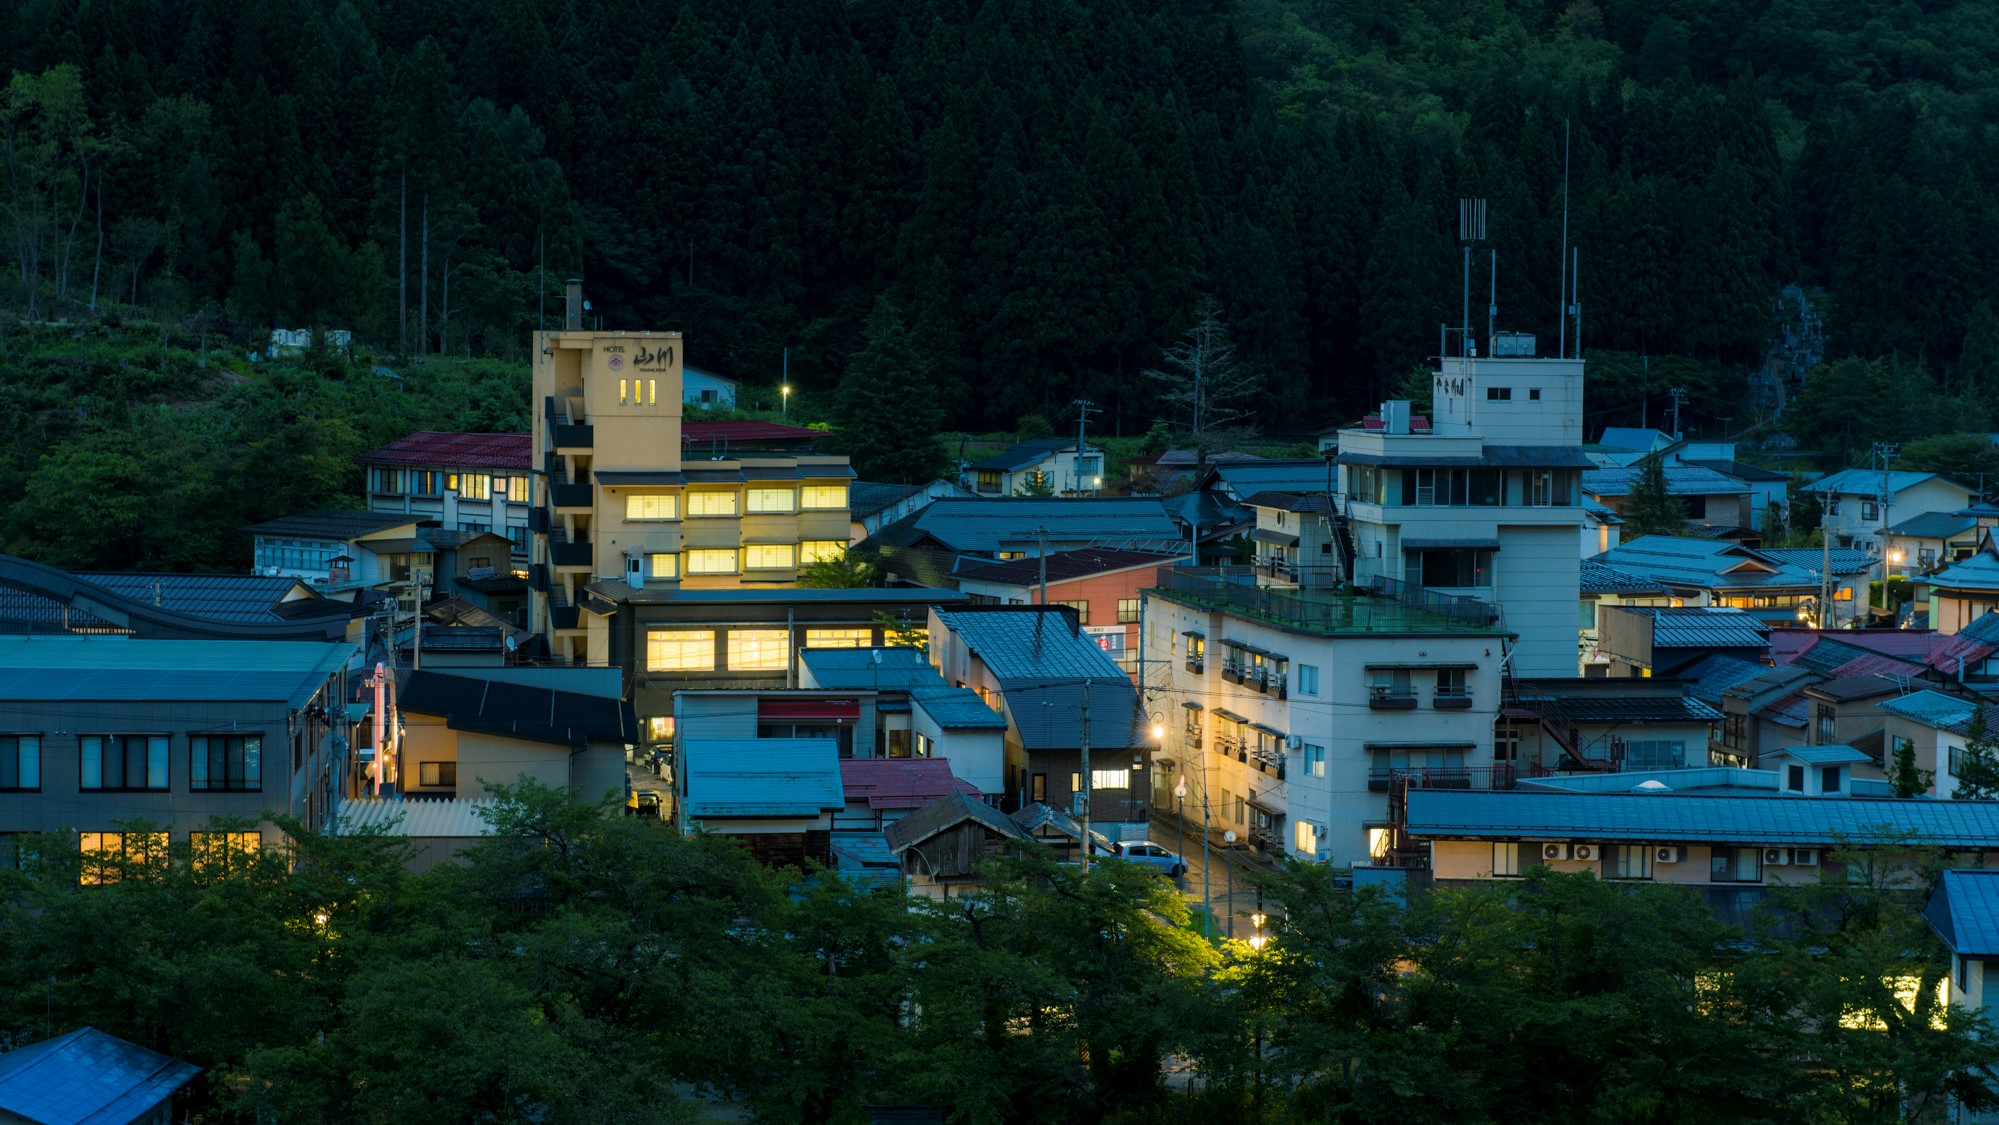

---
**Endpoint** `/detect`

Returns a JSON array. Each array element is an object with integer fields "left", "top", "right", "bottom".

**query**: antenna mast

[
  {"left": 1558, "top": 120, "right": 1571, "bottom": 358},
  {"left": 1458, "top": 198, "right": 1486, "bottom": 358}
]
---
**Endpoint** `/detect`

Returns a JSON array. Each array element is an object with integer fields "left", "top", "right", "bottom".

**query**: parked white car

[{"left": 1116, "top": 841, "right": 1186, "bottom": 876}]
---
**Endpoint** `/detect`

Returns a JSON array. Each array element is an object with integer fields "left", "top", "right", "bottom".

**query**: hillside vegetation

[{"left": 4, "top": 0, "right": 1999, "bottom": 451}]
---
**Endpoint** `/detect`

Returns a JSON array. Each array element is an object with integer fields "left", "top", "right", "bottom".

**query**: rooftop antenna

[
  {"left": 1558, "top": 120, "right": 1571, "bottom": 358},
  {"left": 1487, "top": 248, "right": 1498, "bottom": 355},
  {"left": 1458, "top": 198, "right": 1486, "bottom": 359}
]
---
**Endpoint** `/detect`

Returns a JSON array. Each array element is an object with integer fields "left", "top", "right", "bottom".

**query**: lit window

[
  {"left": 505, "top": 476, "right": 532, "bottom": 503},
  {"left": 81, "top": 735, "right": 168, "bottom": 791},
  {"left": 1493, "top": 842, "right": 1521, "bottom": 877},
  {"left": 804, "top": 628, "right": 872, "bottom": 649},
  {"left": 728, "top": 629, "right": 791, "bottom": 671},
  {"left": 1294, "top": 820, "right": 1320, "bottom": 855},
  {"left": 1117, "top": 598, "right": 1141, "bottom": 624},
  {"left": 647, "top": 553, "right": 679, "bottom": 579},
  {"left": 80, "top": 831, "right": 167, "bottom": 885},
  {"left": 687, "top": 492, "right": 739, "bottom": 517},
  {"left": 647, "top": 630, "right": 716, "bottom": 671},
  {"left": 744, "top": 544, "right": 796, "bottom": 569},
  {"left": 685, "top": 549, "right": 738, "bottom": 574},
  {"left": 646, "top": 716, "right": 674, "bottom": 742},
  {"left": 1303, "top": 743, "right": 1325, "bottom": 777},
  {"left": 191, "top": 735, "right": 261, "bottom": 792},
  {"left": 459, "top": 474, "right": 490, "bottom": 500},
  {"left": 1090, "top": 769, "right": 1131, "bottom": 790},
  {"left": 801, "top": 541, "right": 847, "bottom": 564},
  {"left": 801, "top": 485, "right": 848, "bottom": 509},
  {"left": 418, "top": 761, "right": 458, "bottom": 787},
  {"left": 745, "top": 488, "right": 795, "bottom": 514},
  {"left": 625, "top": 494, "right": 679, "bottom": 521},
  {"left": 190, "top": 831, "right": 262, "bottom": 877},
  {"left": 0, "top": 736, "right": 39, "bottom": 791}
]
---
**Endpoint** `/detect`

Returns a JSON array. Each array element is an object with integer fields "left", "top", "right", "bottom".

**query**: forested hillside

[{"left": 5, "top": 0, "right": 1999, "bottom": 440}]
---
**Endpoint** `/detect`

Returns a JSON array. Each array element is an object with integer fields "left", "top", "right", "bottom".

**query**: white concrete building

[
  {"left": 1335, "top": 343, "right": 1590, "bottom": 677},
  {"left": 1142, "top": 572, "right": 1505, "bottom": 865}
]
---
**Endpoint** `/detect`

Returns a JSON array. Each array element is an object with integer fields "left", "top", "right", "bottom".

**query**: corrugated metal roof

[
  {"left": 1680, "top": 655, "right": 1771, "bottom": 704},
  {"left": 1584, "top": 465, "right": 1754, "bottom": 498},
  {"left": 884, "top": 790, "right": 1027, "bottom": 851},
  {"left": 358, "top": 431, "right": 533, "bottom": 470},
  {"left": 1803, "top": 674, "right": 1905, "bottom": 701},
  {"left": 0, "top": 1027, "right": 199, "bottom": 1125},
  {"left": 683, "top": 738, "right": 843, "bottom": 818},
  {"left": 1405, "top": 789, "right": 1999, "bottom": 847},
  {"left": 1609, "top": 606, "right": 1769, "bottom": 650},
  {"left": 1002, "top": 680, "right": 1145, "bottom": 750},
  {"left": 243, "top": 509, "right": 426, "bottom": 540},
  {"left": 1204, "top": 460, "right": 1337, "bottom": 493},
  {"left": 1536, "top": 695, "right": 1723, "bottom": 724},
  {"left": 1925, "top": 870, "right": 1999, "bottom": 956},
  {"left": 0, "top": 636, "right": 353, "bottom": 706},
  {"left": 1580, "top": 560, "right": 1667, "bottom": 594},
  {"left": 933, "top": 609, "right": 1128, "bottom": 683},
  {"left": 1804, "top": 468, "right": 1957, "bottom": 496},
  {"left": 1879, "top": 690, "right": 1981, "bottom": 728},
  {"left": 76, "top": 573, "right": 315, "bottom": 623},
  {"left": 335, "top": 797, "right": 498, "bottom": 838},
  {"left": 910, "top": 685, "right": 1009, "bottom": 729},
  {"left": 867, "top": 497, "right": 1180, "bottom": 555},
  {"left": 799, "top": 647, "right": 941, "bottom": 691},
  {"left": 953, "top": 550, "right": 1178, "bottom": 587},
  {"left": 967, "top": 438, "right": 1085, "bottom": 472},
  {"left": 838, "top": 757, "right": 979, "bottom": 809}
]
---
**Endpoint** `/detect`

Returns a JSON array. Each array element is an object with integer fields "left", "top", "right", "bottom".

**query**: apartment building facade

[
  {"left": 1335, "top": 343, "right": 1590, "bottom": 677},
  {"left": 529, "top": 324, "right": 854, "bottom": 664},
  {"left": 360, "top": 431, "right": 536, "bottom": 557},
  {"left": 1142, "top": 570, "right": 1505, "bottom": 865}
]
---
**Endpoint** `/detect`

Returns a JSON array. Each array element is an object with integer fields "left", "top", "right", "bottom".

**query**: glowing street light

[{"left": 781, "top": 384, "right": 791, "bottom": 419}]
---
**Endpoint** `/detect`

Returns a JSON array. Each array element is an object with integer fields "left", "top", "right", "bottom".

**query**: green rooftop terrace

[{"left": 1149, "top": 569, "right": 1505, "bottom": 635}]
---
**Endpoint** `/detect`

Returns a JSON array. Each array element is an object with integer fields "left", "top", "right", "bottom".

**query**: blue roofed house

[
  {"left": 1196, "top": 459, "right": 1337, "bottom": 504},
  {"left": 1880, "top": 691, "right": 1996, "bottom": 798},
  {"left": 1596, "top": 535, "right": 1871, "bottom": 627},
  {"left": 1584, "top": 465, "right": 1755, "bottom": 537},
  {"left": 1925, "top": 869, "right": 1999, "bottom": 1032},
  {"left": 0, "top": 1026, "right": 199, "bottom": 1125},
  {"left": 857, "top": 497, "right": 1182, "bottom": 588},
  {"left": 1595, "top": 605, "right": 1771, "bottom": 677},
  {"left": 1804, "top": 469, "right": 1977, "bottom": 555},
  {"left": 846, "top": 479, "right": 974, "bottom": 541},
  {"left": 1578, "top": 560, "right": 1669, "bottom": 674},
  {"left": 676, "top": 737, "right": 844, "bottom": 867},
  {"left": 681, "top": 363, "right": 738, "bottom": 408},
  {"left": 962, "top": 438, "right": 1105, "bottom": 497},
  {"left": 927, "top": 606, "right": 1148, "bottom": 836}
]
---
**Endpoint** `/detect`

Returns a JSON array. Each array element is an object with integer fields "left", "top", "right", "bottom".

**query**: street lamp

[
  {"left": 781, "top": 383, "right": 791, "bottom": 419},
  {"left": 1223, "top": 829, "right": 1238, "bottom": 938}
]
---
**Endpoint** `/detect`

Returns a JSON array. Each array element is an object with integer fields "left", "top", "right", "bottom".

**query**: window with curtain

[
  {"left": 191, "top": 735, "right": 261, "bottom": 791},
  {"left": 647, "top": 630, "right": 716, "bottom": 671},
  {"left": 80, "top": 735, "right": 168, "bottom": 791},
  {"left": 728, "top": 630, "right": 791, "bottom": 671}
]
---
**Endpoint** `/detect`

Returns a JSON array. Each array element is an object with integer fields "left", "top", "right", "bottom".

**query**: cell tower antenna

[
  {"left": 1487, "top": 248, "right": 1498, "bottom": 354},
  {"left": 1558, "top": 119, "right": 1571, "bottom": 359},
  {"left": 1458, "top": 198, "right": 1486, "bottom": 359}
]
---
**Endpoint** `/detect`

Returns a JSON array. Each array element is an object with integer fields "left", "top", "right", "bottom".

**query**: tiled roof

[
  {"left": 400, "top": 671, "right": 635, "bottom": 746},
  {"left": 359, "top": 431, "right": 532, "bottom": 470},
  {"left": 1762, "top": 744, "right": 1874, "bottom": 766},
  {"left": 1758, "top": 547, "right": 1875, "bottom": 576},
  {"left": 1930, "top": 550, "right": 1999, "bottom": 593},
  {"left": 932, "top": 608, "right": 1128, "bottom": 683},
  {"left": 1879, "top": 690, "right": 1981, "bottom": 729},
  {"left": 1803, "top": 673, "right": 1908, "bottom": 702},
  {"left": 335, "top": 796, "right": 500, "bottom": 838},
  {"left": 1239, "top": 490, "right": 1333, "bottom": 514},
  {"left": 863, "top": 498, "right": 1180, "bottom": 556},
  {"left": 953, "top": 549, "right": 1179, "bottom": 587},
  {"left": 1406, "top": 789, "right": 1999, "bottom": 848},
  {"left": 1886, "top": 511, "right": 1978, "bottom": 540},
  {"left": 75, "top": 573, "right": 314, "bottom": 623},
  {"left": 1203, "top": 459, "right": 1338, "bottom": 493},
  {"left": 1580, "top": 560, "right": 1667, "bottom": 594},
  {"left": 1534, "top": 694, "right": 1723, "bottom": 725},
  {"left": 839, "top": 758, "right": 980, "bottom": 810},
  {"left": 909, "top": 685, "right": 1010, "bottom": 730},
  {"left": 243, "top": 509, "right": 427, "bottom": 540},
  {"left": 1804, "top": 468, "right": 1960, "bottom": 496},
  {"left": 0, "top": 1027, "right": 199, "bottom": 1125},
  {"left": 1583, "top": 465, "right": 1753, "bottom": 498},
  {"left": 1597, "top": 427, "right": 1672, "bottom": 452},
  {"left": 883, "top": 790, "right": 1027, "bottom": 852},
  {"left": 1613, "top": 606, "right": 1770, "bottom": 650},
  {"left": 681, "top": 420, "right": 824, "bottom": 444},
  {"left": 0, "top": 636, "right": 352, "bottom": 707},
  {"left": 1680, "top": 655, "right": 1772, "bottom": 704},
  {"left": 967, "top": 438, "right": 1084, "bottom": 472},
  {"left": 849, "top": 480, "right": 926, "bottom": 519},
  {"left": 1925, "top": 869, "right": 1999, "bottom": 957},
  {"left": 682, "top": 739, "right": 845, "bottom": 819}
]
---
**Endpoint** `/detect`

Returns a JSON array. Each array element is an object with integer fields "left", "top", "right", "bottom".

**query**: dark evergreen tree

[{"left": 832, "top": 295, "right": 947, "bottom": 484}]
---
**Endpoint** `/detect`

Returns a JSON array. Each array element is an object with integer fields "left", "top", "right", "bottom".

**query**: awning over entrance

[{"left": 758, "top": 698, "right": 860, "bottom": 722}]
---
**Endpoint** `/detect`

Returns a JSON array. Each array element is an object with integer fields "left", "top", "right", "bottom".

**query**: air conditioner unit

[
  {"left": 1763, "top": 848, "right": 1789, "bottom": 866},
  {"left": 1655, "top": 847, "right": 1682, "bottom": 864},
  {"left": 1791, "top": 848, "right": 1820, "bottom": 867},
  {"left": 1571, "top": 843, "right": 1599, "bottom": 862},
  {"left": 1541, "top": 843, "right": 1570, "bottom": 861},
  {"left": 1286, "top": 735, "right": 1302, "bottom": 751}
]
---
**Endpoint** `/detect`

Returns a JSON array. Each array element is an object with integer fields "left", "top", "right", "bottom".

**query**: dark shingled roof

[
  {"left": 1803, "top": 674, "right": 1909, "bottom": 702},
  {"left": 968, "top": 438, "right": 1084, "bottom": 472},
  {"left": 883, "top": 790, "right": 1027, "bottom": 853},
  {"left": 359, "top": 431, "right": 532, "bottom": 470},
  {"left": 1580, "top": 560, "right": 1668, "bottom": 595},
  {"left": 244, "top": 509, "right": 429, "bottom": 540},
  {"left": 849, "top": 481, "right": 927, "bottom": 520},
  {"left": 399, "top": 670, "right": 635, "bottom": 747},
  {"left": 953, "top": 549, "right": 1180, "bottom": 586},
  {"left": 1240, "top": 490, "right": 1333, "bottom": 514}
]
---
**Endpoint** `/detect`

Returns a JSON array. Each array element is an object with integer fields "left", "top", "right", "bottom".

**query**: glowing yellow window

[
  {"left": 647, "top": 553, "right": 679, "bottom": 578},
  {"left": 801, "top": 485, "right": 848, "bottom": 509},
  {"left": 685, "top": 549, "right": 737, "bottom": 575},
  {"left": 746, "top": 488, "right": 795, "bottom": 514},
  {"left": 804, "top": 628, "right": 872, "bottom": 649},
  {"left": 801, "top": 541, "right": 846, "bottom": 564},
  {"left": 687, "top": 492, "right": 739, "bottom": 517},
  {"left": 646, "top": 630, "right": 715, "bottom": 671},
  {"left": 728, "top": 629, "right": 791, "bottom": 671},
  {"left": 744, "top": 544, "right": 796, "bottom": 569},
  {"left": 625, "top": 494, "right": 679, "bottom": 520}
]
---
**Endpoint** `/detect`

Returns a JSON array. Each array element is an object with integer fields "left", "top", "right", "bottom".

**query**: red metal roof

[
  {"left": 360, "top": 431, "right": 532, "bottom": 470},
  {"left": 839, "top": 757, "right": 981, "bottom": 810},
  {"left": 682, "top": 421, "right": 824, "bottom": 444}
]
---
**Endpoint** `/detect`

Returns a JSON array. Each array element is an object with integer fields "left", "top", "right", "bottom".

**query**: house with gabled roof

[
  {"left": 953, "top": 549, "right": 1179, "bottom": 678},
  {"left": 962, "top": 438, "right": 1105, "bottom": 497},
  {"left": 1583, "top": 465, "right": 1755, "bottom": 534},
  {"left": 1803, "top": 468, "right": 1978, "bottom": 555},
  {"left": 1594, "top": 535, "right": 1869, "bottom": 626}
]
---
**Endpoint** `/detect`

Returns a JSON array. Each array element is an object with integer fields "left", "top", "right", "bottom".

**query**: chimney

[{"left": 564, "top": 280, "right": 583, "bottom": 331}]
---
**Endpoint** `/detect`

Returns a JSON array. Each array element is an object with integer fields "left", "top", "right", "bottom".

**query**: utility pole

[
  {"left": 1010, "top": 526, "right": 1053, "bottom": 603},
  {"left": 1873, "top": 442, "right": 1901, "bottom": 618},
  {"left": 1079, "top": 677, "right": 1092, "bottom": 873},
  {"left": 1072, "top": 399, "right": 1101, "bottom": 495},
  {"left": 1668, "top": 387, "right": 1688, "bottom": 439}
]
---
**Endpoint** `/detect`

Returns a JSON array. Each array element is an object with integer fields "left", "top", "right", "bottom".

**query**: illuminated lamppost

[{"left": 781, "top": 383, "right": 791, "bottom": 420}]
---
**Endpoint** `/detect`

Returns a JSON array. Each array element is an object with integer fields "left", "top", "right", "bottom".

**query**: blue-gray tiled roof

[
  {"left": 1925, "top": 869, "right": 1999, "bottom": 957},
  {"left": 910, "top": 686, "right": 1009, "bottom": 729},
  {"left": 798, "top": 647, "right": 941, "bottom": 691},
  {"left": 0, "top": 1027, "right": 199, "bottom": 1125},
  {"left": 0, "top": 636, "right": 354, "bottom": 707},
  {"left": 682, "top": 738, "right": 844, "bottom": 819},
  {"left": 1761, "top": 744, "right": 1873, "bottom": 766},
  {"left": 1406, "top": 789, "right": 1999, "bottom": 847}
]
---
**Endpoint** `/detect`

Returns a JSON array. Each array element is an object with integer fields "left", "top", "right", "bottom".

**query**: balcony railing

[
  {"left": 550, "top": 540, "right": 591, "bottom": 568},
  {"left": 1369, "top": 686, "right": 1418, "bottom": 710},
  {"left": 1152, "top": 568, "right": 1501, "bottom": 634},
  {"left": 1184, "top": 726, "right": 1204, "bottom": 750},
  {"left": 1370, "top": 764, "right": 1519, "bottom": 793},
  {"left": 1433, "top": 687, "right": 1473, "bottom": 710}
]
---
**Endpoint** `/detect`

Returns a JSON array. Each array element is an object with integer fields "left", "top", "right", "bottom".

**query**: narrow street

[{"left": 1147, "top": 811, "right": 1276, "bottom": 942}]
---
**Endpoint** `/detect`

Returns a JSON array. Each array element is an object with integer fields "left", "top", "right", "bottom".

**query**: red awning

[{"left": 758, "top": 698, "right": 860, "bottom": 722}]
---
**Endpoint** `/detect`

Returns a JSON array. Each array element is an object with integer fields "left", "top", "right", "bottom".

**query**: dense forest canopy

[{"left": 4, "top": 0, "right": 1999, "bottom": 440}]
